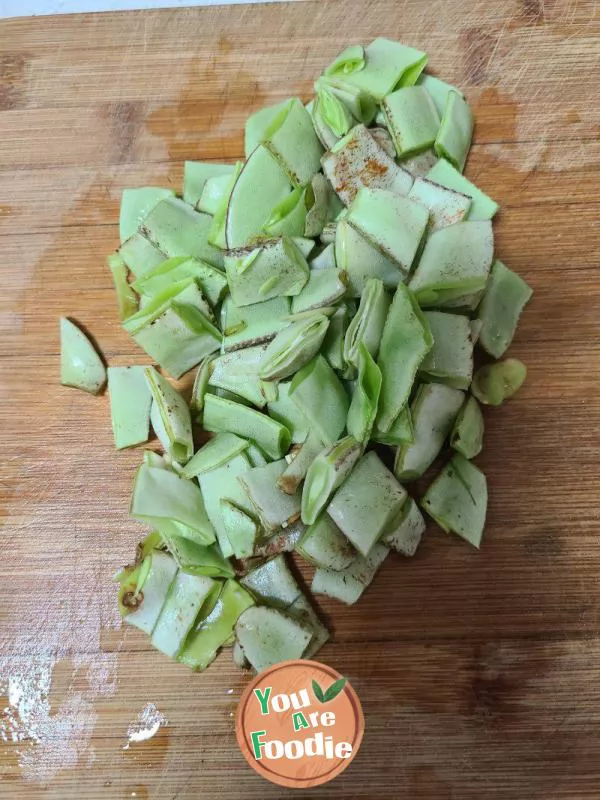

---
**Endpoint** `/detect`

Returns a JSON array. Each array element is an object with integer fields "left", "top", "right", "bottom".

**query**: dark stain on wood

[
  {"left": 0, "top": 54, "right": 27, "bottom": 110},
  {"left": 107, "top": 101, "right": 145, "bottom": 164},
  {"left": 461, "top": 28, "right": 497, "bottom": 86}
]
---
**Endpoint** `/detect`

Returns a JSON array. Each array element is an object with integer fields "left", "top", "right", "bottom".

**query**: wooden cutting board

[{"left": 1, "top": 2, "right": 599, "bottom": 797}]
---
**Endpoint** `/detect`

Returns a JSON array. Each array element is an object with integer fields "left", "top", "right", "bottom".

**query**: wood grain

[{"left": 1, "top": 2, "right": 600, "bottom": 798}]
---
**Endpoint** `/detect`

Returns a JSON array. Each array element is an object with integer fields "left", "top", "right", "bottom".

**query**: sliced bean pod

[
  {"left": 382, "top": 85, "right": 440, "bottom": 158},
  {"left": 278, "top": 430, "right": 324, "bottom": 495},
  {"left": 335, "top": 219, "right": 401, "bottom": 297},
  {"left": 224, "top": 237, "right": 309, "bottom": 307},
  {"left": 235, "top": 606, "right": 313, "bottom": 672},
  {"left": 289, "top": 355, "right": 349, "bottom": 446},
  {"left": 343, "top": 277, "right": 390, "bottom": 367},
  {"left": 133, "top": 256, "right": 228, "bottom": 309},
  {"left": 267, "top": 381, "right": 309, "bottom": 444},
  {"left": 347, "top": 188, "right": 429, "bottom": 275},
  {"left": 244, "top": 100, "right": 290, "bottom": 158},
  {"left": 371, "top": 405, "right": 414, "bottom": 446},
  {"left": 382, "top": 497, "right": 425, "bottom": 556},
  {"left": 311, "top": 86, "right": 355, "bottom": 149},
  {"left": 190, "top": 356, "right": 214, "bottom": 415},
  {"left": 209, "top": 345, "right": 272, "bottom": 407},
  {"left": 179, "top": 579, "right": 255, "bottom": 670},
  {"left": 285, "top": 594, "right": 329, "bottom": 660},
  {"left": 120, "top": 186, "right": 175, "bottom": 242},
  {"left": 426, "top": 158, "right": 498, "bottom": 220},
  {"left": 118, "top": 232, "right": 166, "bottom": 277},
  {"left": 476, "top": 260, "right": 533, "bottom": 358},
  {"left": 301, "top": 436, "right": 362, "bottom": 525},
  {"left": 239, "top": 459, "right": 302, "bottom": 533},
  {"left": 183, "top": 162, "right": 235, "bottom": 210},
  {"left": 108, "top": 366, "right": 152, "bottom": 450},
  {"left": 151, "top": 573, "right": 217, "bottom": 658},
  {"left": 261, "top": 97, "right": 324, "bottom": 187},
  {"left": 395, "top": 383, "right": 464, "bottom": 481},
  {"left": 376, "top": 283, "right": 433, "bottom": 431},
  {"left": 451, "top": 396, "right": 484, "bottom": 459},
  {"left": 162, "top": 535, "right": 234, "bottom": 578},
  {"left": 408, "top": 176, "right": 471, "bottom": 231},
  {"left": 107, "top": 253, "right": 138, "bottom": 321},
  {"left": 182, "top": 433, "right": 249, "bottom": 479},
  {"left": 321, "top": 304, "right": 348, "bottom": 372},
  {"left": 434, "top": 90, "right": 473, "bottom": 172},
  {"left": 145, "top": 367, "right": 193, "bottom": 463},
  {"left": 408, "top": 220, "right": 494, "bottom": 308},
  {"left": 421, "top": 454, "right": 487, "bottom": 548},
  {"left": 290, "top": 270, "right": 347, "bottom": 315},
  {"left": 347, "top": 344, "right": 382, "bottom": 443},
  {"left": 322, "top": 124, "right": 413, "bottom": 206},
  {"left": 312, "top": 542, "right": 389, "bottom": 605},
  {"left": 203, "top": 394, "right": 291, "bottom": 460},
  {"left": 417, "top": 74, "right": 462, "bottom": 116},
  {"left": 122, "top": 550, "right": 179, "bottom": 634},
  {"left": 221, "top": 295, "right": 291, "bottom": 351},
  {"left": 240, "top": 554, "right": 302, "bottom": 608},
  {"left": 60, "top": 317, "right": 106, "bottom": 395},
  {"left": 400, "top": 148, "right": 438, "bottom": 177},
  {"left": 327, "top": 451, "right": 406, "bottom": 555},
  {"left": 420, "top": 311, "right": 474, "bottom": 390},
  {"left": 260, "top": 314, "right": 330, "bottom": 381},
  {"left": 296, "top": 514, "right": 356, "bottom": 571},
  {"left": 220, "top": 500, "right": 258, "bottom": 559}
]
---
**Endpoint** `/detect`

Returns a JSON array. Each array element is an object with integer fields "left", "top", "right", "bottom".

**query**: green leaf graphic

[
  {"left": 312, "top": 679, "right": 326, "bottom": 703},
  {"left": 323, "top": 677, "right": 347, "bottom": 702}
]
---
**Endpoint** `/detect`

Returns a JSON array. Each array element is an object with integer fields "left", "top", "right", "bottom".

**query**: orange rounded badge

[{"left": 236, "top": 659, "right": 364, "bottom": 789}]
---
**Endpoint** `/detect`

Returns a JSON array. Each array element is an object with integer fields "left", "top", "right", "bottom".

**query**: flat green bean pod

[
  {"left": 60, "top": 317, "right": 106, "bottom": 395},
  {"left": 120, "top": 186, "right": 175, "bottom": 242},
  {"left": 203, "top": 394, "right": 291, "bottom": 460},
  {"left": 208, "top": 345, "right": 272, "bottom": 407},
  {"left": 133, "top": 256, "right": 228, "bottom": 309},
  {"left": 221, "top": 295, "right": 291, "bottom": 351},
  {"left": 267, "top": 381, "right": 309, "bottom": 444},
  {"left": 311, "top": 86, "right": 355, "bottom": 148},
  {"left": 118, "top": 232, "right": 166, "bottom": 277},
  {"left": 240, "top": 554, "right": 302, "bottom": 608},
  {"left": 335, "top": 219, "right": 402, "bottom": 297},
  {"left": 235, "top": 606, "right": 313, "bottom": 672},
  {"left": 421, "top": 454, "right": 487, "bottom": 548},
  {"left": 322, "top": 124, "right": 413, "bottom": 206},
  {"left": 476, "top": 260, "right": 533, "bottom": 358},
  {"left": 108, "top": 366, "right": 152, "bottom": 450},
  {"left": 145, "top": 367, "right": 193, "bottom": 463},
  {"left": 224, "top": 237, "right": 309, "bottom": 307},
  {"left": 289, "top": 355, "right": 349, "bottom": 446},
  {"left": 261, "top": 97, "right": 324, "bottom": 187},
  {"left": 296, "top": 515, "right": 356, "bottom": 571},
  {"left": 426, "top": 159, "right": 498, "bottom": 220},
  {"left": 225, "top": 145, "right": 292, "bottom": 248},
  {"left": 312, "top": 541, "right": 389, "bottom": 605},
  {"left": 315, "top": 76, "right": 377, "bottom": 124},
  {"left": 420, "top": 312, "right": 474, "bottom": 390},
  {"left": 107, "top": 253, "right": 138, "bottom": 321},
  {"left": 400, "top": 148, "right": 438, "bottom": 178},
  {"left": 324, "top": 44, "right": 366, "bottom": 78},
  {"left": 346, "top": 344, "right": 382, "bottom": 443},
  {"left": 347, "top": 188, "right": 430, "bottom": 275},
  {"left": 179, "top": 579, "right": 255, "bottom": 670},
  {"left": 376, "top": 283, "right": 433, "bottom": 432},
  {"left": 451, "top": 396, "right": 484, "bottom": 459},
  {"left": 435, "top": 90, "right": 474, "bottom": 172},
  {"left": 190, "top": 357, "right": 214, "bottom": 415},
  {"left": 278, "top": 431, "right": 324, "bottom": 495},
  {"left": 408, "top": 220, "right": 494, "bottom": 308},
  {"left": 321, "top": 304, "right": 349, "bottom": 372},
  {"left": 244, "top": 100, "right": 289, "bottom": 158},
  {"left": 382, "top": 86, "right": 440, "bottom": 158},
  {"left": 183, "top": 162, "right": 235, "bottom": 210},
  {"left": 260, "top": 313, "right": 330, "bottom": 380},
  {"left": 130, "top": 464, "right": 216, "bottom": 546},
  {"left": 327, "top": 451, "right": 406, "bottom": 555},
  {"left": 182, "top": 433, "right": 249, "bottom": 479},
  {"left": 471, "top": 358, "right": 527, "bottom": 406},
  {"left": 122, "top": 550, "right": 178, "bottom": 634},
  {"left": 371, "top": 405, "right": 414, "bottom": 446},
  {"left": 140, "top": 196, "right": 224, "bottom": 269},
  {"left": 220, "top": 500, "right": 258, "bottom": 559},
  {"left": 151, "top": 572, "right": 218, "bottom": 658},
  {"left": 381, "top": 497, "right": 426, "bottom": 557},
  {"left": 417, "top": 74, "right": 462, "bottom": 116},
  {"left": 408, "top": 176, "right": 471, "bottom": 231},
  {"left": 395, "top": 382, "right": 464, "bottom": 481},
  {"left": 301, "top": 436, "right": 362, "bottom": 525},
  {"left": 343, "top": 277, "right": 390, "bottom": 367},
  {"left": 329, "top": 38, "right": 427, "bottom": 100},
  {"left": 240, "top": 459, "right": 302, "bottom": 533}
]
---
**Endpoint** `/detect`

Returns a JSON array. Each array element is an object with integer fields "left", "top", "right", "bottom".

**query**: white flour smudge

[{"left": 123, "top": 703, "right": 168, "bottom": 750}]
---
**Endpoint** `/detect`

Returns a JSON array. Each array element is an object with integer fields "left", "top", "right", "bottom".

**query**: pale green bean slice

[
  {"left": 262, "top": 97, "right": 324, "bottom": 187},
  {"left": 371, "top": 405, "right": 414, "bottom": 446},
  {"left": 421, "top": 454, "right": 487, "bottom": 548},
  {"left": 240, "top": 554, "right": 302, "bottom": 609},
  {"left": 426, "top": 159, "right": 498, "bottom": 220},
  {"left": 183, "top": 162, "right": 235, "bottom": 210},
  {"left": 395, "top": 383, "right": 464, "bottom": 481},
  {"left": 221, "top": 295, "right": 291, "bottom": 352},
  {"left": 471, "top": 358, "right": 527, "bottom": 406},
  {"left": 335, "top": 219, "right": 401, "bottom": 297},
  {"left": 118, "top": 232, "right": 166, "bottom": 277},
  {"left": 333, "top": 38, "right": 427, "bottom": 100},
  {"left": 434, "top": 90, "right": 473, "bottom": 172},
  {"left": 312, "top": 541, "right": 389, "bottom": 605},
  {"left": 278, "top": 431, "right": 324, "bottom": 495},
  {"left": 408, "top": 176, "right": 471, "bottom": 231},
  {"left": 145, "top": 367, "right": 193, "bottom": 463},
  {"left": 267, "top": 381, "right": 309, "bottom": 444},
  {"left": 123, "top": 550, "right": 178, "bottom": 634},
  {"left": 203, "top": 394, "right": 291, "bottom": 460},
  {"left": 476, "top": 260, "right": 533, "bottom": 358},
  {"left": 235, "top": 606, "right": 313, "bottom": 671},
  {"left": 376, "top": 283, "right": 433, "bottom": 431},
  {"left": 182, "top": 433, "right": 249, "bottom": 479},
  {"left": 290, "top": 270, "right": 347, "bottom": 314},
  {"left": 324, "top": 44, "right": 366, "bottom": 78},
  {"left": 244, "top": 100, "right": 289, "bottom": 158},
  {"left": 107, "top": 253, "right": 137, "bottom": 321},
  {"left": 108, "top": 366, "right": 152, "bottom": 450},
  {"left": 347, "top": 188, "right": 429, "bottom": 275},
  {"left": 420, "top": 312, "right": 474, "bottom": 390},
  {"left": 132, "top": 256, "right": 228, "bottom": 309},
  {"left": 381, "top": 497, "right": 425, "bottom": 557},
  {"left": 151, "top": 572, "right": 217, "bottom": 658},
  {"left": 220, "top": 500, "right": 258, "bottom": 559},
  {"left": 260, "top": 314, "right": 330, "bottom": 381},
  {"left": 240, "top": 459, "right": 302, "bottom": 533},
  {"left": 60, "top": 317, "right": 106, "bottom": 395},
  {"left": 417, "top": 74, "right": 461, "bottom": 116},
  {"left": 327, "top": 451, "right": 406, "bottom": 555},
  {"left": 343, "top": 278, "right": 390, "bottom": 367},
  {"left": 120, "top": 187, "right": 175, "bottom": 242},
  {"left": 451, "top": 396, "right": 484, "bottom": 459},
  {"left": 301, "top": 436, "right": 362, "bottom": 525},
  {"left": 382, "top": 86, "right": 441, "bottom": 158},
  {"left": 289, "top": 355, "right": 349, "bottom": 446},
  {"left": 190, "top": 357, "right": 214, "bottom": 415},
  {"left": 296, "top": 515, "right": 356, "bottom": 571},
  {"left": 209, "top": 345, "right": 272, "bottom": 408},
  {"left": 347, "top": 344, "right": 382, "bottom": 443},
  {"left": 311, "top": 86, "right": 355, "bottom": 148}
]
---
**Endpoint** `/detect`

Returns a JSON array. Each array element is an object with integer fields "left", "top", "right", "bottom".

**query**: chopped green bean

[
  {"left": 476, "top": 260, "right": 533, "bottom": 358},
  {"left": 60, "top": 317, "right": 106, "bottom": 395},
  {"left": 471, "top": 358, "right": 527, "bottom": 406},
  {"left": 451, "top": 396, "right": 484, "bottom": 459}
]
